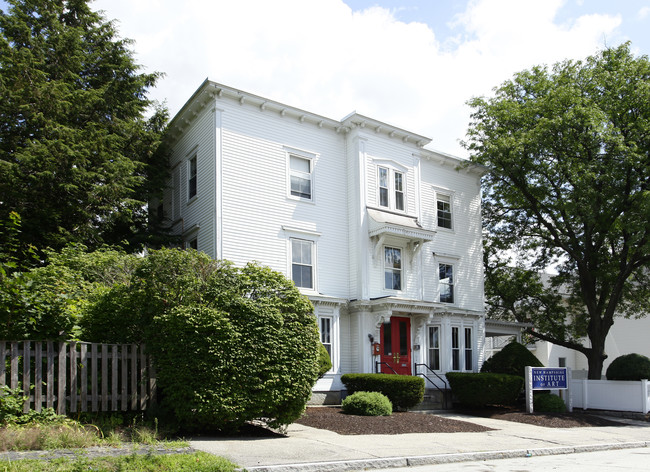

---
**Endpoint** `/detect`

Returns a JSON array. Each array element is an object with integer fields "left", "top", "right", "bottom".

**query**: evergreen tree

[{"left": 0, "top": 0, "right": 168, "bottom": 253}]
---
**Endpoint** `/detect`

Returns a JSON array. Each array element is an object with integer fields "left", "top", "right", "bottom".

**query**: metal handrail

[
  {"left": 414, "top": 363, "right": 449, "bottom": 409},
  {"left": 375, "top": 361, "right": 398, "bottom": 375}
]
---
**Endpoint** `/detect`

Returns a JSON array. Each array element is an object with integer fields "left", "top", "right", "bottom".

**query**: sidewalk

[{"left": 190, "top": 412, "right": 650, "bottom": 472}]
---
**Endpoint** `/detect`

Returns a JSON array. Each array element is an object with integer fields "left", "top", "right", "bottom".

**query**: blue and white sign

[{"left": 531, "top": 367, "right": 568, "bottom": 389}]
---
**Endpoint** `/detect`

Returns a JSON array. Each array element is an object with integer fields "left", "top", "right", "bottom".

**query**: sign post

[{"left": 525, "top": 366, "right": 571, "bottom": 413}]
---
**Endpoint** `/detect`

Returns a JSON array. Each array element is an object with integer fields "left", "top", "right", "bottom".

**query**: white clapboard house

[{"left": 157, "top": 80, "right": 514, "bottom": 403}]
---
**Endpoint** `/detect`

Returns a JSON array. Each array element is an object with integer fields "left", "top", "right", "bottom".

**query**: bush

[
  {"left": 606, "top": 353, "right": 650, "bottom": 381},
  {"left": 342, "top": 391, "right": 392, "bottom": 416},
  {"left": 317, "top": 343, "right": 332, "bottom": 379},
  {"left": 340, "top": 373, "right": 424, "bottom": 410},
  {"left": 480, "top": 341, "right": 543, "bottom": 378},
  {"left": 533, "top": 393, "right": 566, "bottom": 413},
  {"left": 446, "top": 372, "right": 523, "bottom": 407}
]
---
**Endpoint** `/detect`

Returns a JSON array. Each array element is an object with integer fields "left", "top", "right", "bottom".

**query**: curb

[
  {"left": 0, "top": 446, "right": 197, "bottom": 462},
  {"left": 242, "top": 441, "right": 649, "bottom": 472}
]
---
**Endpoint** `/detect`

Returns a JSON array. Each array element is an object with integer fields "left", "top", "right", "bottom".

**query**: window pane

[
  {"left": 394, "top": 172, "right": 403, "bottom": 191},
  {"left": 399, "top": 321, "right": 408, "bottom": 356},
  {"left": 378, "top": 168, "right": 389, "bottom": 207},
  {"left": 291, "top": 175, "right": 311, "bottom": 199},
  {"left": 395, "top": 192, "right": 404, "bottom": 211},
  {"left": 379, "top": 187, "right": 389, "bottom": 207},
  {"left": 465, "top": 328, "right": 472, "bottom": 370},
  {"left": 439, "top": 264, "right": 454, "bottom": 303},
  {"left": 291, "top": 240, "right": 313, "bottom": 288},
  {"left": 379, "top": 167, "right": 388, "bottom": 187},
  {"left": 290, "top": 155, "right": 310, "bottom": 173},
  {"left": 437, "top": 194, "right": 452, "bottom": 229},
  {"left": 189, "top": 157, "right": 197, "bottom": 199},
  {"left": 429, "top": 327, "right": 440, "bottom": 371},
  {"left": 320, "top": 318, "right": 331, "bottom": 344}
]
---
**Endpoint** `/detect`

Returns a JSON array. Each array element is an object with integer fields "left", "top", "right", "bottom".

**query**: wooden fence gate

[{"left": 0, "top": 341, "right": 156, "bottom": 415}]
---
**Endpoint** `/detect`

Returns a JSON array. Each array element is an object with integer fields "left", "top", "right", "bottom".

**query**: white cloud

[{"left": 94, "top": 0, "right": 622, "bottom": 157}]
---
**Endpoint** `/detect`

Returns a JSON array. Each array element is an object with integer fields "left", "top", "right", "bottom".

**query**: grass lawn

[{"left": 0, "top": 451, "right": 237, "bottom": 471}]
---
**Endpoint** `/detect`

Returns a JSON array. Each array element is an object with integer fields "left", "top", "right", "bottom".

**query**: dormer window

[{"left": 377, "top": 166, "right": 405, "bottom": 212}]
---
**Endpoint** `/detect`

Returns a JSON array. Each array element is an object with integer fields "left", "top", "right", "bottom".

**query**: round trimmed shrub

[
  {"left": 533, "top": 393, "right": 566, "bottom": 413},
  {"left": 83, "top": 248, "right": 321, "bottom": 432},
  {"left": 342, "top": 391, "right": 392, "bottom": 416},
  {"left": 606, "top": 353, "right": 650, "bottom": 381},
  {"left": 480, "top": 341, "right": 543, "bottom": 378},
  {"left": 317, "top": 343, "right": 332, "bottom": 379}
]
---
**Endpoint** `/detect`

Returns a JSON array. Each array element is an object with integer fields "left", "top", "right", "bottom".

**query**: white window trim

[
  {"left": 434, "top": 254, "right": 459, "bottom": 305},
  {"left": 433, "top": 186, "right": 455, "bottom": 232},
  {"left": 383, "top": 244, "right": 404, "bottom": 293},
  {"left": 288, "top": 237, "right": 318, "bottom": 293},
  {"left": 375, "top": 162, "right": 408, "bottom": 213},
  {"left": 285, "top": 146, "right": 318, "bottom": 203},
  {"left": 427, "top": 325, "right": 442, "bottom": 372},
  {"left": 450, "top": 323, "right": 475, "bottom": 372},
  {"left": 319, "top": 315, "right": 335, "bottom": 373},
  {"left": 438, "top": 262, "right": 455, "bottom": 304}
]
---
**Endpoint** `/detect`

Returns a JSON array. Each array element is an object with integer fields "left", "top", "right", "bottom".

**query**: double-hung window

[
  {"left": 436, "top": 193, "right": 452, "bottom": 229},
  {"left": 451, "top": 326, "right": 474, "bottom": 371},
  {"left": 188, "top": 155, "right": 197, "bottom": 200},
  {"left": 291, "top": 239, "right": 314, "bottom": 289},
  {"left": 377, "top": 166, "right": 405, "bottom": 211},
  {"left": 289, "top": 155, "right": 312, "bottom": 200},
  {"left": 439, "top": 263, "right": 454, "bottom": 303},
  {"left": 384, "top": 246, "right": 402, "bottom": 291},
  {"left": 464, "top": 327, "right": 473, "bottom": 371},
  {"left": 394, "top": 172, "right": 405, "bottom": 211},
  {"left": 428, "top": 326, "right": 440, "bottom": 371},
  {"left": 452, "top": 327, "right": 461, "bottom": 371}
]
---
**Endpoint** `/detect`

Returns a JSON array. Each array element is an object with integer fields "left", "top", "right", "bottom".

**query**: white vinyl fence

[{"left": 570, "top": 379, "right": 649, "bottom": 414}]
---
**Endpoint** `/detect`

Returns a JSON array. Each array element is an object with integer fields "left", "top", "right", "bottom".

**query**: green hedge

[
  {"left": 342, "top": 391, "right": 392, "bottom": 416},
  {"left": 446, "top": 372, "right": 523, "bottom": 407},
  {"left": 606, "top": 353, "right": 650, "bottom": 381},
  {"left": 341, "top": 373, "right": 424, "bottom": 410},
  {"left": 533, "top": 393, "right": 566, "bottom": 413},
  {"left": 480, "top": 341, "right": 543, "bottom": 378}
]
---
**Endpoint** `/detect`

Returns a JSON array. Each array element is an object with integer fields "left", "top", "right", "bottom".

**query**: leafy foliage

[
  {"left": 465, "top": 43, "right": 650, "bottom": 379},
  {"left": 317, "top": 342, "right": 332, "bottom": 379},
  {"left": 0, "top": 0, "right": 169, "bottom": 254},
  {"left": 82, "top": 248, "right": 320, "bottom": 432},
  {"left": 481, "top": 341, "right": 543, "bottom": 378},
  {"left": 533, "top": 393, "right": 566, "bottom": 413},
  {"left": 606, "top": 353, "right": 650, "bottom": 381},
  {"left": 341, "top": 391, "right": 392, "bottom": 416},
  {"left": 446, "top": 372, "right": 523, "bottom": 407},
  {"left": 0, "top": 239, "right": 137, "bottom": 340},
  {"left": 341, "top": 373, "right": 424, "bottom": 410}
]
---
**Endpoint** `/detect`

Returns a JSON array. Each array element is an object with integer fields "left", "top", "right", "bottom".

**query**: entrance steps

[{"left": 414, "top": 388, "right": 452, "bottom": 410}]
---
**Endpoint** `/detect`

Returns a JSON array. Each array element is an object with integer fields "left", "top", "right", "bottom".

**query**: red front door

[{"left": 380, "top": 316, "right": 411, "bottom": 375}]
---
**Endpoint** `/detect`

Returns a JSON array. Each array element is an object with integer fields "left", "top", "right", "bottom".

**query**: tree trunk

[{"left": 585, "top": 342, "right": 607, "bottom": 380}]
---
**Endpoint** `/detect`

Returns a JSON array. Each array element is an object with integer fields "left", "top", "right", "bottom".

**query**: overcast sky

[{"left": 5, "top": 0, "right": 650, "bottom": 157}]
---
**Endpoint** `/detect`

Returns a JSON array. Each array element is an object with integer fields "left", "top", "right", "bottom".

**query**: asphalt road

[{"left": 379, "top": 447, "right": 650, "bottom": 471}]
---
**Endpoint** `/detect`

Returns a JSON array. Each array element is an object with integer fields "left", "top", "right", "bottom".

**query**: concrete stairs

[{"left": 414, "top": 388, "right": 452, "bottom": 410}]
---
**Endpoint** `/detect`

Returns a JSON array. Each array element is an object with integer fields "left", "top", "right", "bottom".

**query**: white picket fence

[
  {"left": 0, "top": 341, "right": 156, "bottom": 415},
  {"left": 570, "top": 379, "right": 649, "bottom": 414}
]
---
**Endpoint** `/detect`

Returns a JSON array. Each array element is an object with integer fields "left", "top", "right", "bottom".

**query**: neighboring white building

[
  {"left": 533, "top": 316, "right": 650, "bottom": 379},
  {"left": 157, "top": 80, "right": 498, "bottom": 402}
]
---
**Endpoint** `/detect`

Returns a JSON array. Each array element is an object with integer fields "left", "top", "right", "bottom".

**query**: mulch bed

[{"left": 294, "top": 406, "right": 626, "bottom": 435}]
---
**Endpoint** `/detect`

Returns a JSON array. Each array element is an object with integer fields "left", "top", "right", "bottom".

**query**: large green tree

[
  {"left": 0, "top": 0, "right": 168, "bottom": 253},
  {"left": 465, "top": 43, "right": 650, "bottom": 379}
]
